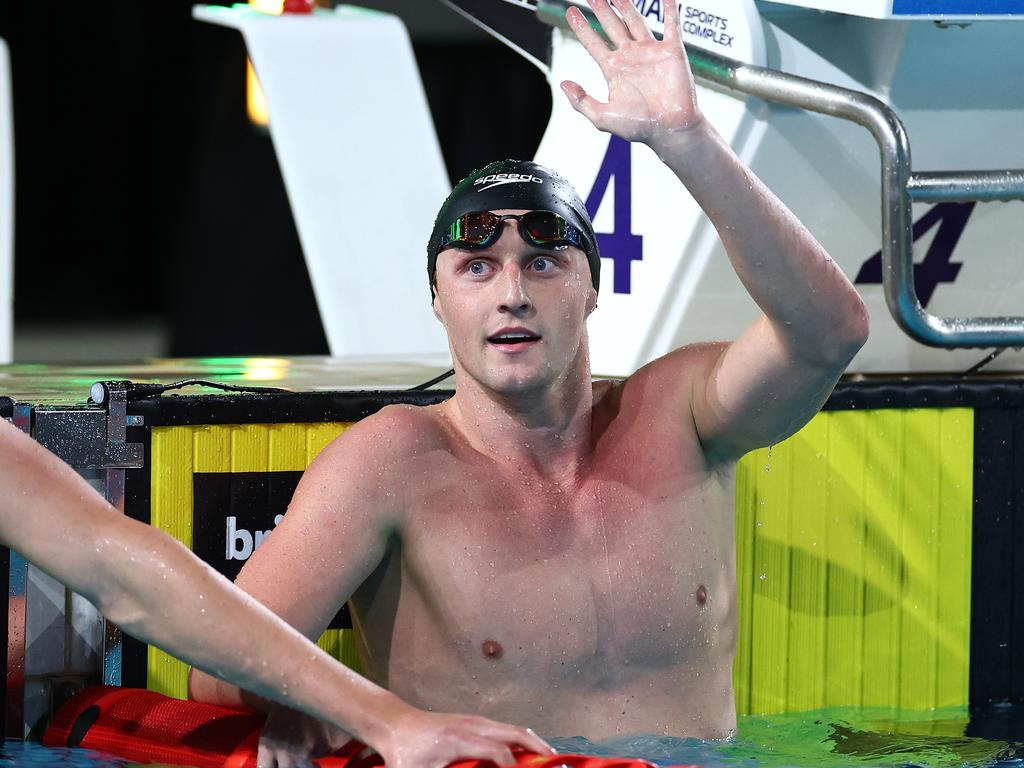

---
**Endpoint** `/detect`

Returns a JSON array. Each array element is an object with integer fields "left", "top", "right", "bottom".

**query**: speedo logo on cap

[{"left": 474, "top": 173, "right": 544, "bottom": 191}]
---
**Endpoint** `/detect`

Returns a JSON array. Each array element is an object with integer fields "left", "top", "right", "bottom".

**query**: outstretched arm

[
  {"left": 0, "top": 417, "right": 551, "bottom": 766},
  {"left": 564, "top": 0, "right": 868, "bottom": 462}
]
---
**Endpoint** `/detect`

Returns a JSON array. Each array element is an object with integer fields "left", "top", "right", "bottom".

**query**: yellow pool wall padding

[
  {"left": 734, "top": 408, "right": 973, "bottom": 716},
  {"left": 148, "top": 408, "right": 973, "bottom": 716}
]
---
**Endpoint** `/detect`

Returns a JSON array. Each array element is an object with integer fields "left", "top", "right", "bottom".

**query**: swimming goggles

[{"left": 437, "top": 210, "right": 589, "bottom": 254}]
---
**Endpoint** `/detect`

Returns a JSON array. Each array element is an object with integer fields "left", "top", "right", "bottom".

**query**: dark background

[{"left": 0, "top": 1, "right": 551, "bottom": 357}]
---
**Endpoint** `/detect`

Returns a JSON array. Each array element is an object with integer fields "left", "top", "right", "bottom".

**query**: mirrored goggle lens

[
  {"left": 520, "top": 211, "right": 570, "bottom": 243},
  {"left": 441, "top": 211, "right": 582, "bottom": 251},
  {"left": 449, "top": 212, "right": 502, "bottom": 245}
]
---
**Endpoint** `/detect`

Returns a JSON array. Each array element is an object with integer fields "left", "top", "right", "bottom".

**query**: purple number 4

[{"left": 585, "top": 135, "right": 644, "bottom": 294}]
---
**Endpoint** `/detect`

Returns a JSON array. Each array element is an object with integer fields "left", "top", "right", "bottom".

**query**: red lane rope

[{"left": 42, "top": 687, "right": 700, "bottom": 768}]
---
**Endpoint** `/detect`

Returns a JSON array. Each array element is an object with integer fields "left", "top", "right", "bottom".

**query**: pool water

[
  {"left": 0, "top": 741, "right": 126, "bottom": 766},
  {"left": 549, "top": 706, "right": 1024, "bottom": 768},
  {"left": 1, "top": 706, "right": 1021, "bottom": 767}
]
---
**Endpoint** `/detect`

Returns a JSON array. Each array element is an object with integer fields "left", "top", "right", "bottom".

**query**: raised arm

[
  {"left": 564, "top": 0, "right": 868, "bottom": 462},
  {"left": 0, "top": 417, "right": 550, "bottom": 767}
]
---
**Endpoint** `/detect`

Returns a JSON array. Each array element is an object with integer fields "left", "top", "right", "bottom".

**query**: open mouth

[
  {"left": 488, "top": 332, "right": 542, "bottom": 345},
  {"left": 487, "top": 330, "right": 542, "bottom": 352}
]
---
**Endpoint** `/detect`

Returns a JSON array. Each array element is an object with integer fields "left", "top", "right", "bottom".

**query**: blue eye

[
  {"left": 532, "top": 257, "right": 553, "bottom": 272},
  {"left": 469, "top": 261, "right": 488, "bottom": 275}
]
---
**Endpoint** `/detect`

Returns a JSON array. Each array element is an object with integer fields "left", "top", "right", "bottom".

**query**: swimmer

[
  {"left": 0, "top": 418, "right": 552, "bottom": 767},
  {"left": 191, "top": 0, "right": 869, "bottom": 761}
]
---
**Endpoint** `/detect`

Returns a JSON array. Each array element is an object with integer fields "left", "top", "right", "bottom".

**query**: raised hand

[{"left": 562, "top": 0, "right": 702, "bottom": 145}]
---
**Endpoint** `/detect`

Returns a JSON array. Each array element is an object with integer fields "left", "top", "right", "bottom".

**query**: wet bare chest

[{"left": 398, "top": 458, "right": 735, "bottom": 678}]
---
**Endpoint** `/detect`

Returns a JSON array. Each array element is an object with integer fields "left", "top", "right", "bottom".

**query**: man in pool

[{"left": 191, "top": 0, "right": 869, "bottom": 762}]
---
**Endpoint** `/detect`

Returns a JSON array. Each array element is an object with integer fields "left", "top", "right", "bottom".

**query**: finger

[
  {"left": 566, "top": 5, "right": 613, "bottom": 66},
  {"left": 499, "top": 727, "right": 556, "bottom": 755},
  {"left": 585, "top": 0, "right": 631, "bottom": 47},
  {"left": 560, "top": 81, "right": 608, "bottom": 129},
  {"left": 256, "top": 743, "right": 280, "bottom": 768},
  {"left": 663, "top": 0, "right": 682, "bottom": 48},
  {"left": 258, "top": 743, "right": 307, "bottom": 768},
  {"left": 611, "top": 0, "right": 653, "bottom": 41},
  {"left": 460, "top": 736, "right": 516, "bottom": 767},
  {"left": 464, "top": 719, "right": 556, "bottom": 756}
]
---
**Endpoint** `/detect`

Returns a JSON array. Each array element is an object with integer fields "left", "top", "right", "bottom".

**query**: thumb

[{"left": 560, "top": 80, "right": 604, "bottom": 128}]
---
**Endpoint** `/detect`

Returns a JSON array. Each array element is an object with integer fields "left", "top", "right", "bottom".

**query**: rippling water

[
  {"left": 548, "top": 707, "right": 1024, "bottom": 768},
  {"left": 1, "top": 706, "right": 1021, "bottom": 767},
  {"left": 0, "top": 742, "right": 125, "bottom": 767}
]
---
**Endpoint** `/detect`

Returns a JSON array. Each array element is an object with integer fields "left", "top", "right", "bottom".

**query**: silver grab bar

[
  {"left": 537, "top": 0, "right": 1024, "bottom": 348},
  {"left": 908, "top": 171, "right": 1024, "bottom": 204}
]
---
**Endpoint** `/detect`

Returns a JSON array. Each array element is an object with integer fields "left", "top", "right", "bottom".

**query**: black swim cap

[{"left": 427, "top": 159, "right": 600, "bottom": 298}]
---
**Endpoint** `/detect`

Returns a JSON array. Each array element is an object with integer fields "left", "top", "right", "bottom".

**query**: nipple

[
  {"left": 481, "top": 640, "right": 504, "bottom": 659},
  {"left": 696, "top": 584, "right": 708, "bottom": 607}
]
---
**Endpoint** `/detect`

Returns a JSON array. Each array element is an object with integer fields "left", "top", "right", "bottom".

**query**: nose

[{"left": 498, "top": 261, "right": 533, "bottom": 315}]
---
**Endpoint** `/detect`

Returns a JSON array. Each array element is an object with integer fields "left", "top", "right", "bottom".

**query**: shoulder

[
  {"left": 355, "top": 402, "right": 449, "bottom": 453},
  {"left": 285, "top": 403, "right": 449, "bottom": 531},
  {"left": 304, "top": 403, "right": 449, "bottom": 483}
]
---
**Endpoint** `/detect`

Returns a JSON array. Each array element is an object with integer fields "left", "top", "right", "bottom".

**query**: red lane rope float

[{"left": 43, "top": 687, "right": 701, "bottom": 768}]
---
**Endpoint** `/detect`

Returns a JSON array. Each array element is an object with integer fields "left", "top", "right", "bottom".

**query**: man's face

[{"left": 432, "top": 209, "right": 598, "bottom": 397}]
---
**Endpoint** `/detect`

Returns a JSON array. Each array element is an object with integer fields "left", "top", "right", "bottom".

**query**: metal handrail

[
  {"left": 537, "top": 0, "right": 1024, "bottom": 348},
  {"left": 908, "top": 171, "right": 1024, "bottom": 204}
]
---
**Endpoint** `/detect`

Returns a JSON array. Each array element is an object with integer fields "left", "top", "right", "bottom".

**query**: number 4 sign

[
  {"left": 586, "top": 135, "right": 645, "bottom": 294},
  {"left": 855, "top": 202, "right": 974, "bottom": 308}
]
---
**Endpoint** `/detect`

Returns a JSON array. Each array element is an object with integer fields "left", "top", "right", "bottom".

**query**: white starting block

[{"left": 193, "top": 5, "right": 451, "bottom": 360}]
